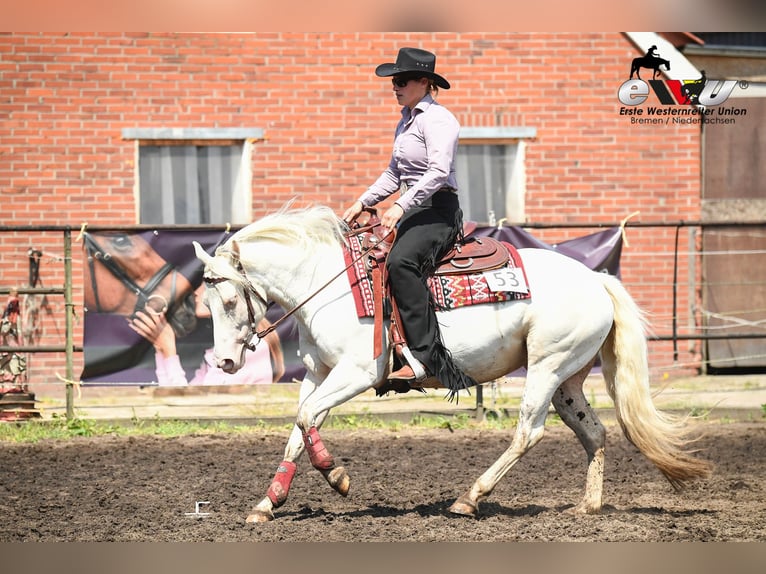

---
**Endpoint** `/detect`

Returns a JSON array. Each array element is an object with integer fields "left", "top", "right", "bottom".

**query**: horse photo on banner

[{"left": 80, "top": 229, "right": 299, "bottom": 386}]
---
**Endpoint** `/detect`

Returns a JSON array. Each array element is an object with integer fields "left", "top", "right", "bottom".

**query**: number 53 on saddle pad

[{"left": 344, "top": 234, "right": 531, "bottom": 318}]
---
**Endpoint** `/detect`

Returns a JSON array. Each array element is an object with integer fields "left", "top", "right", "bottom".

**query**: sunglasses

[{"left": 392, "top": 76, "right": 421, "bottom": 88}]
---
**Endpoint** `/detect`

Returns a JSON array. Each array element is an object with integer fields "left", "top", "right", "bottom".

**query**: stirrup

[{"left": 399, "top": 346, "right": 427, "bottom": 381}]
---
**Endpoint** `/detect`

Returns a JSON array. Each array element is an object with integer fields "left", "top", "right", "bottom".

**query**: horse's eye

[
  {"left": 110, "top": 234, "right": 133, "bottom": 252},
  {"left": 223, "top": 296, "right": 238, "bottom": 312}
]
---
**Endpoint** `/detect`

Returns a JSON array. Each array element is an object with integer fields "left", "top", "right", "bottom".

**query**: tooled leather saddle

[
  {"left": 359, "top": 213, "right": 509, "bottom": 277},
  {"left": 348, "top": 209, "right": 511, "bottom": 369}
]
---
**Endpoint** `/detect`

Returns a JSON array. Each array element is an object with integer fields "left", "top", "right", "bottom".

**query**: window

[
  {"left": 456, "top": 127, "right": 536, "bottom": 225},
  {"left": 122, "top": 128, "right": 264, "bottom": 224}
]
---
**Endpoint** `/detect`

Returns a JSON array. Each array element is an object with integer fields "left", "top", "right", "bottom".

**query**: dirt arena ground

[{"left": 1, "top": 420, "right": 764, "bottom": 542}]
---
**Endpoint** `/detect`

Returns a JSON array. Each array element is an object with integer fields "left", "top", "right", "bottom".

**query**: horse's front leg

[
  {"left": 247, "top": 370, "right": 328, "bottom": 523},
  {"left": 247, "top": 419, "right": 329, "bottom": 523},
  {"left": 296, "top": 357, "right": 379, "bottom": 495}
]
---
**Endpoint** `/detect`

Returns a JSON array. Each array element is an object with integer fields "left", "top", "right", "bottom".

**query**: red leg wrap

[
  {"left": 266, "top": 461, "right": 297, "bottom": 507},
  {"left": 302, "top": 427, "right": 335, "bottom": 470}
]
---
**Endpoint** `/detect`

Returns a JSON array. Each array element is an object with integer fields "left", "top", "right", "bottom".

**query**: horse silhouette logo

[
  {"left": 620, "top": 46, "right": 741, "bottom": 107},
  {"left": 629, "top": 45, "right": 671, "bottom": 79}
]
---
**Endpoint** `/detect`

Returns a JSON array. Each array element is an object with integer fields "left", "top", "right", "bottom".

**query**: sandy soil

[{"left": 1, "top": 421, "right": 764, "bottom": 542}]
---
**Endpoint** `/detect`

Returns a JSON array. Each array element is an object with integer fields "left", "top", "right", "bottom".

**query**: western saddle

[{"left": 348, "top": 209, "right": 510, "bottom": 393}]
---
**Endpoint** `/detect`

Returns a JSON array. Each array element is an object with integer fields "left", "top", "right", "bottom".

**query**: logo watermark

[{"left": 617, "top": 45, "right": 748, "bottom": 125}]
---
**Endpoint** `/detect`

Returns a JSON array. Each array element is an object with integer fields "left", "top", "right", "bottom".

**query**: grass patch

[
  {"left": 0, "top": 409, "right": 528, "bottom": 443},
  {"left": 0, "top": 415, "right": 286, "bottom": 443}
]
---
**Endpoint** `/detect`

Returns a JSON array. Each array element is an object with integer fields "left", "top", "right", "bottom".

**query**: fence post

[
  {"left": 64, "top": 227, "right": 75, "bottom": 419},
  {"left": 475, "top": 384, "right": 484, "bottom": 421}
]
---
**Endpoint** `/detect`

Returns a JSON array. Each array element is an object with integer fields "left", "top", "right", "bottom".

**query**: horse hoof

[
  {"left": 246, "top": 509, "right": 274, "bottom": 523},
  {"left": 449, "top": 496, "right": 478, "bottom": 517},
  {"left": 566, "top": 502, "right": 601, "bottom": 516},
  {"left": 324, "top": 466, "right": 351, "bottom": 497}
]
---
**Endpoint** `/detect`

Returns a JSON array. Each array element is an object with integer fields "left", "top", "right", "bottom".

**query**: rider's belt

[{"left": 402, "top": 183, "right": 457, "bottom": 207}]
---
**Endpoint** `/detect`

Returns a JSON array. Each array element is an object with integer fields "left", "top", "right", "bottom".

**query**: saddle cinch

[{"left": 351, "top": 210, "right": 511, "bottom": 392}]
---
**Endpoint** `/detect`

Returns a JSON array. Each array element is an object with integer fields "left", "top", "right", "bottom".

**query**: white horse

[{"left": 193, "top": 205, "right": 711, "bottom": 523}]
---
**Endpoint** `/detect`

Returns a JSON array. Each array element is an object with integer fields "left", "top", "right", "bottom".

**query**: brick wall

[{"left": 0, "top": 32, "right": 702, "bottom": 388}]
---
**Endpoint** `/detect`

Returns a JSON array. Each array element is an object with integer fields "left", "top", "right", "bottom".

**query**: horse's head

[
  {"left": 193, "top": 241, "right": 269, "bottom": 374},
  {"left": 83, "top": 231, "right": 197, "bottom": 337}
]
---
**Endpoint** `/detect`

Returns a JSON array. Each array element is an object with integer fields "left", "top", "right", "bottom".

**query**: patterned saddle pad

[{"left": 343, "top": 234, "right": 531, "bottom": 319}]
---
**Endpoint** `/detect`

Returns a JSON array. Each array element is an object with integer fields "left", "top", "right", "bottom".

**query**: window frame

[
  {"left": 457, "top": 126, "right": 536, "bottom": 225},
  {"left": 122, "top": 128, "right": 264, "bottom": 225}
]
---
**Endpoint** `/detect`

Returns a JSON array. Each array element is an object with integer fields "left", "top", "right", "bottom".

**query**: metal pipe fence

[{"left": 1, "top": 220, "right": 764, "bottom": 420}]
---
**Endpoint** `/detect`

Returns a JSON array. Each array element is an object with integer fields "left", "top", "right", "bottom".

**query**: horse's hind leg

[
  {"left": 449, "top": 368, "right": 558, "bottom": 518},
  {"left": 550, "top": 358, "right": 607, "bottom": 514}
]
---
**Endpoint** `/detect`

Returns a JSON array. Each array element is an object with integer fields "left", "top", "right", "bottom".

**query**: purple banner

[{"left": 80, "top": 225, "right": 623, "bottom": 385}]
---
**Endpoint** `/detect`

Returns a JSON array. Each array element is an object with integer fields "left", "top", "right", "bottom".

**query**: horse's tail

[{"left": 598, "top": 273, "right": 712, "bottom": 489}]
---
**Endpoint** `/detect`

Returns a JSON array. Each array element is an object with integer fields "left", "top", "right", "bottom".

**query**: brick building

[{"left": 1, "top": 32, "right": 761, "bottom": 387}]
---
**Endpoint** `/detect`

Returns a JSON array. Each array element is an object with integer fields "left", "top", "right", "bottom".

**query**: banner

[
  {"left": 471, "top": 224, "right": 623, "bottom": 277},
  {"left": 80, "top": 225, "right": 624, "bottom": 385}
]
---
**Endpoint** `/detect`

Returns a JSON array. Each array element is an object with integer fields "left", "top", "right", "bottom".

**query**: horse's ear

[
  {"left": 193, "top": 241, "right": 212, "bottom": 265},
  {"left": 230, "top": 240, "right": 241, "bottom": 261}
]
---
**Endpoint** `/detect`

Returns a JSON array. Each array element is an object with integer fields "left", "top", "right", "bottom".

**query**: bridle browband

[
  {"left": 203, "top": 219, "right": 392, "bottom": 351},
  {"left": 83, "top": 232, "right": 177, "bottom": 316}
]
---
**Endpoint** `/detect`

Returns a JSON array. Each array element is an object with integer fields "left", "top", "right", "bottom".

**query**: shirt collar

[{"left": 400, "top": 93, "right": 436, "bottom": 121}]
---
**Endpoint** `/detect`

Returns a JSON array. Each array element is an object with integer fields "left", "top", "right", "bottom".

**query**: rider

[
  {"left": 342, "top": 47, "right": 477, "bottom": 395},
  {"left": 645, "top": 45, "right": 659, "bottom": 59}
]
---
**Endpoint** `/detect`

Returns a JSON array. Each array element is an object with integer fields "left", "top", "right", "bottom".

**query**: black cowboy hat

[{"left": 375, "top": 47, "right": 450, "bottom": 90}]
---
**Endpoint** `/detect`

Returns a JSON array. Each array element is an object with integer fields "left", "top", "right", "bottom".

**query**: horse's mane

[
  {"left": 225, "top": 205, "right": 347, "bottom": 252},
  {"left": 206, "top": 205, "right": 348, "bottom": 286}
]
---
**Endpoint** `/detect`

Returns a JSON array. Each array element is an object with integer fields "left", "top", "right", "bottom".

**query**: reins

[{"left": 217, "top": 215, "right": 393, "bottom": 348}]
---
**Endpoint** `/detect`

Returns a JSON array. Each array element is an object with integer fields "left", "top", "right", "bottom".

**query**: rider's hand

[
  {"left": 381, "top": 203, "right": 404, "bottom": 232},
  {"left": 342, "top": 201, "right": 364, "bottom": 225}
]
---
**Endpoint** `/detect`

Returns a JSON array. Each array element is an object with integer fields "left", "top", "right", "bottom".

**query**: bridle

[
  {"left": 83, "top": 232, "right": 178, "bottom": 316},
  {"left": 203, "top": 269, "right": 269, "bottom": 352},
  {"left": 202, "top": 216, "right": 392, "bottom": 352}
]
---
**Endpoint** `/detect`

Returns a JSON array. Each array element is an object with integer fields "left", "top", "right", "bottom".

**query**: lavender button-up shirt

[{"left": 358, "top": 94, "right": 460, "bottom": 212}]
